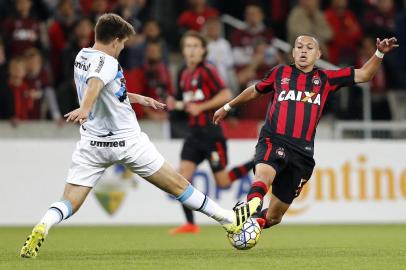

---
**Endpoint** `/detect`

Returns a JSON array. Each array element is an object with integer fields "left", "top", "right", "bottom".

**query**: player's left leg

[
  {"left": 21, "top": 138, "right": 108, "bottom": 258},
  {"left": 20, "top": 183, "right": 92, "bottom": 258},
  {"left": 256, "top": 172, "right": 311, "bottom": 229},
  {"left": 255, "top": 194, "right": 290, "bottom": 229}
]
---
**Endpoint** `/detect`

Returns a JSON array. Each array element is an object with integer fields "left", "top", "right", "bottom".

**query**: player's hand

[
  {"left": 64, "top": 107, "right": 90, "bottom": 124},
  {"left": 139, "top": 96, "right": 166, "bottom": 110},
  {"left": 186, "top": 103, "right": 203, "bottom": 116},
  {"left": 166, "top": 96, "right": 176, "bottom": 111},
  {"left": 213, "top": 107, "right": 228, "bottom": 125},
  {"left": 376, "top": 37, "right": 399, "bottom": 53}
]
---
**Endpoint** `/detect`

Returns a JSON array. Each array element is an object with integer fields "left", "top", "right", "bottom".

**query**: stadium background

[{"left": 0, "top": 0, "right": 405, "bottom": 269}]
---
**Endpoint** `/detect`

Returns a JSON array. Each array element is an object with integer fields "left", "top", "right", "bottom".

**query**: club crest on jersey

[
  {"left": 278, "top": 90, "right": 321, "bottom": 105},
  {"left": 312, "top": 77, "right": 320, "bottom": 86}
]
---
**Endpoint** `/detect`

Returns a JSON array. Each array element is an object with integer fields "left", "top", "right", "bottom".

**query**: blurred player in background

[
  {"left": 20, "top": 14, "right": 260, "bottom": 258},
  {"left": 167, "top": 31, "right": 255, "bottom": 234},
  {"left": 214, "top": 34, "right": 398, "bottom": 230}
]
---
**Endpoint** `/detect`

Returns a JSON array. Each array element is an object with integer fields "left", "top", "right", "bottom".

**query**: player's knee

[{"left": 254, "top": 173, "right": 273, "bottom": 187}]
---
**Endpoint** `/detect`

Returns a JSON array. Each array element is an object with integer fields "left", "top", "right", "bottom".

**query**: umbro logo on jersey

[
  {"left": 90, "top": 141, "right": 126, "bottom": 147},
  {"left": 74, "top": 61, "right": 90, "bottom": 71},
  {"left": 281, "top": 78, "right": 290, "bottom": 85},
  {"left": 278, "top": 90, "right": 321, "bottom": 105}
]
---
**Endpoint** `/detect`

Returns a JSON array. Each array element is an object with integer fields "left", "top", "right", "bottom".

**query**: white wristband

[
  {"left": 375, "top": 49, "right": 384, "bottom": 59},
  {"left": 223, "top": 103, "right": 232, "bottom": 112}
]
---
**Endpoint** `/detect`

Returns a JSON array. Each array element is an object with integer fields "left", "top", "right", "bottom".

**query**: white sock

[
  {"left": 40, "top": 200, "right": 73, "bottom": 233},
  {"left": 176, "top": 184, "right": 234, "bottom": 224}
]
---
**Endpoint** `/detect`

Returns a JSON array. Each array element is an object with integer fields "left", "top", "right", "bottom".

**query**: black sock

[
  {"left": 182, "top": 205, "right": 194, "bottom": 224},
  {"left": 228, "top": 160, "right": 255, "bottom": 181}
]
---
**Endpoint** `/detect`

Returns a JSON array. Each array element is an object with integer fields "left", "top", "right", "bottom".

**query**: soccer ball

[{"left": 227, "top": 218, "right": 262, "bottom": 250}]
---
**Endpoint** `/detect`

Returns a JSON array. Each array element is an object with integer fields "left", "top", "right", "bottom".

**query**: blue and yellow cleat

[
  {"left": 20, "top": 223, "right": 47, "bottom": 258},
  {"left": 223, "top": 197, "right": 262, "bottom": 234}
]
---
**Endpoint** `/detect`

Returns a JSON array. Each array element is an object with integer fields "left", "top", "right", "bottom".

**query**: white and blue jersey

[{"left": 73, "top": 48, "right": 140, "bottom": 140}]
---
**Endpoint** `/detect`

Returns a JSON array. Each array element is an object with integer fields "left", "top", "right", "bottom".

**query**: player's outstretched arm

[
  {"left": 354, "top": 37, "right": 399, "bottom": 83},
  {"left": 128, "top": 93, "right": 166, "bottom": 110},
  {"left": 64, "top": 78, "right": 104, "bottom": 124},
  {"left": 213, "top": 85, "right": 261, "bottom": 125}
]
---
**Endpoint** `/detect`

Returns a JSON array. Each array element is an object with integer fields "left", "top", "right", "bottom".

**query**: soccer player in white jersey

[{"left": 20, "top": 14, "right": 260, "bottom": 258}]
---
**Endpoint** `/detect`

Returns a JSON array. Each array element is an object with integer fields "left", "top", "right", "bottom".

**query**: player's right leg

[
  {"left": 144, "top": 161, "right": 235, "bottom": 228},
  {"left": 169, "top": 160, "right": 201, "bottom": 234},
  {"left": 20, "top": 183, "right": 92, "bottom": 258},
  {"left": 240, "top": 136, "right": 287, "bottom": 218},
  {"left": 126, "top": 132, "right": 257, "bottom": 233},
  {"left": 170, "top": 133, "right": 205, "bottom": 234}
]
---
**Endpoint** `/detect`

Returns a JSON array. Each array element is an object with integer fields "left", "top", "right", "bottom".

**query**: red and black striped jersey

[
  {"left": 176, "top": 62, "right": 226, "bottom": 135},
  {"left": 255, "top": 64, "right": 355, "bottom": 156}
]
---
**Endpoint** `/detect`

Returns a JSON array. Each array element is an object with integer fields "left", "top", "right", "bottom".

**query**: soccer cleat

[
  {"left": 20, "top": 223, "right": 47, "bottom": 258},
  {"left": 169, "top": 223, "right": 200, "bottom": 235},
  {"left": 256, "top": 218, "right": 266, "bottom": 229},
  {"left": 222, "top": 197, "right": 262, "bottom": 234}
]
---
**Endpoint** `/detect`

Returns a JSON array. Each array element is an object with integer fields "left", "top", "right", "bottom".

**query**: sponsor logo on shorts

[{"left": 90, "top": 140, "right": 126, "bottom": 147}]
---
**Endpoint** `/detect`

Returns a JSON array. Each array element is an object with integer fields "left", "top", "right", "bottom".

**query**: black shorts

[
  {"left": 254, "top": 136, "right": 315, "bottom": 204},
  {"left": 181, "top": 134, "right": 228, "bottom": 173}
]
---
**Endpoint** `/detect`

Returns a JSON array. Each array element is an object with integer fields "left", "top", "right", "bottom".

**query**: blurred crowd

[{"left": 0, "top": 0, "right": 405, "bottom": 126}]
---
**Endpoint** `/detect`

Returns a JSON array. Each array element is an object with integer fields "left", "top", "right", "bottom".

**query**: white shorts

[{"left": 66, "top": 132, "right": 165, "bottom": 187}]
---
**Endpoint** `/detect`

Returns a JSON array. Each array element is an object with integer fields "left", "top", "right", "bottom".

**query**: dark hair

[
  {"left": 180, "top": 30, "right": 208, "bottom": 59},
  {"left": 95, "top": 13, "right": 135, "bottom": 44}
]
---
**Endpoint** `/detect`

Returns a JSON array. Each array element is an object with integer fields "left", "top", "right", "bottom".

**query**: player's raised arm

[
  {"left": 127, "top": 93, "right": 166, "bottom": 110},
  {"left": 213, "top": 85, "right": 261, "bottom": 125},
  {"left": 354, "top": 37, "right": 399, "bottom": 83},
  {"left": 64, "top": 78, "right": 104, "bottom": 124}
]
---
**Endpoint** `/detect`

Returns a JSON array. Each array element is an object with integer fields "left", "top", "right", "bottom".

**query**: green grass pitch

[{"left": 1, "top": 225, "right": 405, "bottom": 270}]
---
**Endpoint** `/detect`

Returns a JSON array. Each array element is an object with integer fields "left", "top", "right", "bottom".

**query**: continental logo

[
  {"left": 287, "top": 155, "right": 406, "bottom": 216},
  {"left": 90, "top": 141, "right": 125, "bottom": 147},
  {"left": 278, "top": 90, "right": 321, "bottom": 105}
]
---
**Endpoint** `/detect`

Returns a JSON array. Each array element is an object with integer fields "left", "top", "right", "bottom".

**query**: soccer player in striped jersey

[
  {"left": 214, "top": 35, "right": 398, "bottom": 230},
  {"left": 20, "top": 14, "right": 260, "bottom": 259},
  {"left": 167, "top": 31, "right": 255, "bottom": 234}
]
